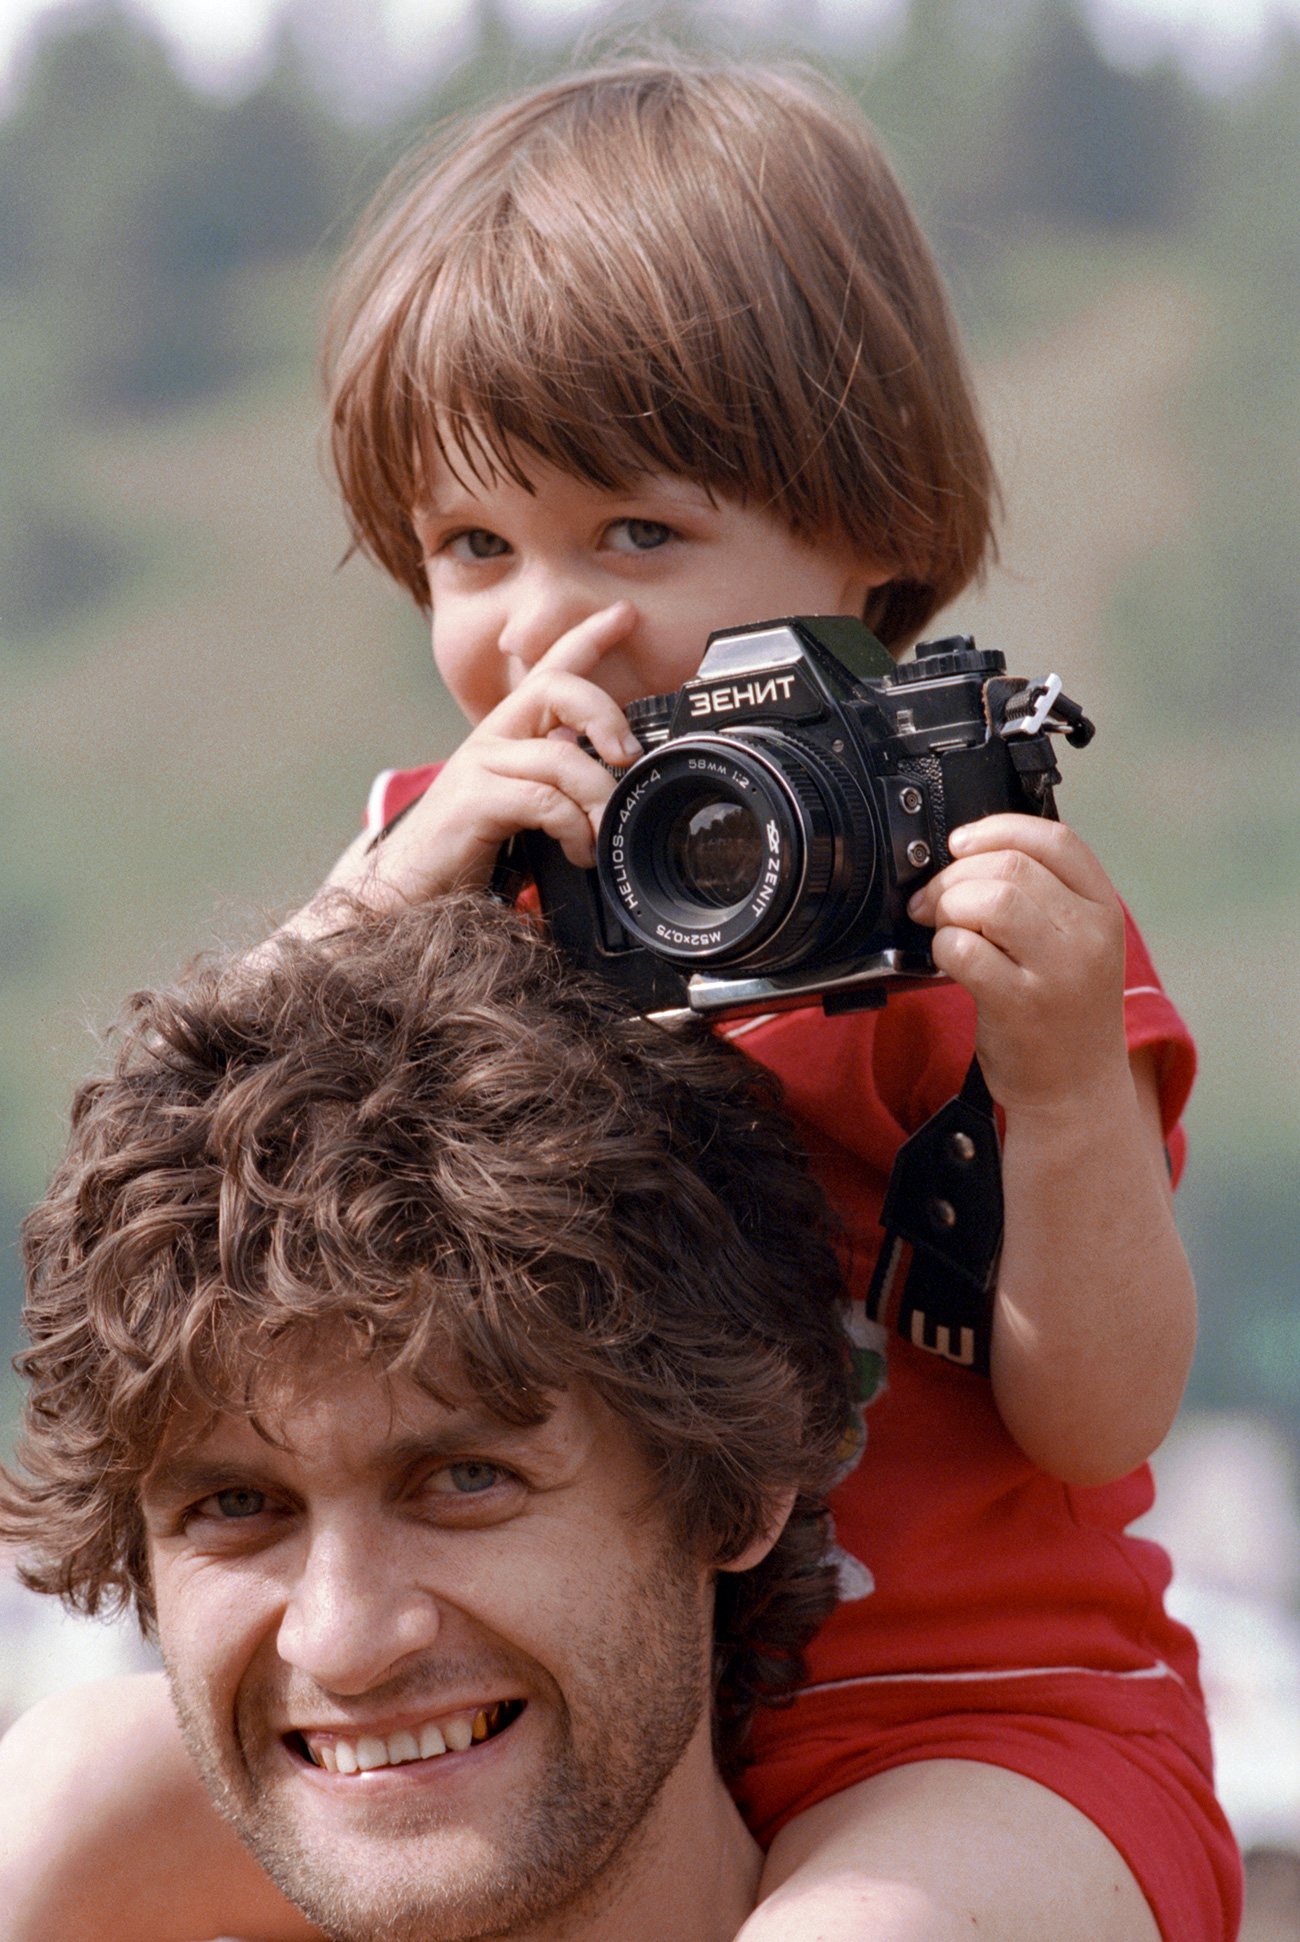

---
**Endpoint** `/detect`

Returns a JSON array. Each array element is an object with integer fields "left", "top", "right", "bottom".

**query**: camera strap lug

[
  {"left": 865, "top": 1056, "right": 1002, "bottom": 1375},
  {"left": 998, "top": 672, "right": 1063, "bottom": 738},
  {"left": 985, "top": 674, "right": 1096, "bottom": 750}
]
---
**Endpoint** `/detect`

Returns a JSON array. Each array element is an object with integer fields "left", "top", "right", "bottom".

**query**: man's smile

[{"left": 290, "top": 1698, "right": 526, "bottom": 1775}]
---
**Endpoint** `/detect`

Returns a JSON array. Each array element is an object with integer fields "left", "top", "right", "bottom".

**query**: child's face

[{"left": 414, "top": 455, "right": 889, "bottom": 724}]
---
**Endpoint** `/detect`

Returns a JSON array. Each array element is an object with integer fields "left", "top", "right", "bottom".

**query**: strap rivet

[
  {"left": 948, "top": 1131, "right": 976, "bottom": 1164},
  {"left": 929, "top": 1197, "right": 957, "bottom": 1229}
]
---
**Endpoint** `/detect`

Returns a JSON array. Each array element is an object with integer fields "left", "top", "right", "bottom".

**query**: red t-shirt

[{"left": 363, "top": 767, "right": 1210, "bottom": 1811}]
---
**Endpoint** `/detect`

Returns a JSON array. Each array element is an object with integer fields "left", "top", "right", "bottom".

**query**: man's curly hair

[{"left": 3, "top": 895, "right": 854, "bottom": 1773}]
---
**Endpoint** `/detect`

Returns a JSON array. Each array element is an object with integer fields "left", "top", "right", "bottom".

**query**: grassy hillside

[{"left": 0, "top": 270, "right": 453, "bottom": 1315}]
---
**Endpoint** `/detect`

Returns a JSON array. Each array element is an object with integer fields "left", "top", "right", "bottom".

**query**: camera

[{"left": 501, "top": 616, "right": 1093, "bottom": 1022}]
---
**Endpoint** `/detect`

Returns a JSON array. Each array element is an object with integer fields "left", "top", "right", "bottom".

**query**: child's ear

[
  {"left": 836, "top": 555, "right": 895, "bottom": 622},
  {"left": 717, "top": 1486, "right": 800, "bottom": 1574}
]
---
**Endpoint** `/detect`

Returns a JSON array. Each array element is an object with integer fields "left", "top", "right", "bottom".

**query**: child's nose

[{"left": 497, "top": 569, "right": 597, "bottom": 669}]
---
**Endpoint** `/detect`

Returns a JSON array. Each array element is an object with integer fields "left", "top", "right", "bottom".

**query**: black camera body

[{"left": 504, "top": 616, "right": 1092, "bottom": 1021}]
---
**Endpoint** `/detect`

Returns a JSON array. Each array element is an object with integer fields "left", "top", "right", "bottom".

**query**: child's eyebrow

[{"left": 412, "top": 489, "right": 478, "bottom": 521}]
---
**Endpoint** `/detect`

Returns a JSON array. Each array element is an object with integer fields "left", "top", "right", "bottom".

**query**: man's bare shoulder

[{"left": 0, "top": 1672, "right": 323, "bottom": 1942}]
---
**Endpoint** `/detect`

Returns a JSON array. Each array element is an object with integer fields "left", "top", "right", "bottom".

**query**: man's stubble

[{"left": 166, "top": 1547, "right": 714, "bottom": 1942}]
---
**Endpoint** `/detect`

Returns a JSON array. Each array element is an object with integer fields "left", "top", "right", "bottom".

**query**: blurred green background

[{"left": 1, "top": 0, "right": 1298, "bottom": 1439}]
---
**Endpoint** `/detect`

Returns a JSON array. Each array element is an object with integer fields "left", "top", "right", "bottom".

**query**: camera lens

[
  {"left": 597, "top": 731, "right": 881, "bottom": 969},
  {"left": 662, "top": 794, "right": 765, "bottom": 907}
]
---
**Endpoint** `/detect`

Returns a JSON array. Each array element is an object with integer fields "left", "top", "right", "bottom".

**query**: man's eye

[
  {"left": 201, "top": 1488, "right": 268, "bottom": 1520},
  {"left": 606, "top": 518, "right": 673, "bottom": 553},
  {"left": 432, "top": 1462, "right": 504, "bottom": 1495},
  {"left": 447, "top": 528, "right": 510, "bottom": 561}
]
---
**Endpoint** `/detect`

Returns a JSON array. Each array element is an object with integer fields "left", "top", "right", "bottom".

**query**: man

[{"left": 0, "top": 894, "right": 852, "bottom": 1942}]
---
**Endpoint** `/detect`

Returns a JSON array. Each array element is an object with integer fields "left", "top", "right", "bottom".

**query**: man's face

[{"left": 141, "top": 1360, "right": 719, "bottom": 1942}]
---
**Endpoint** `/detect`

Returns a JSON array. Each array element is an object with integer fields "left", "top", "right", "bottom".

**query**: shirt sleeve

[
  {"left": 361, "top": 763, "right": 442, "bottom": 838},
  {"left": 1120, "top": 904, "right": 1195, "bottom": 1183},
  {"left": 768, "top": 906, "right": 1196, "bottom": 1188}
]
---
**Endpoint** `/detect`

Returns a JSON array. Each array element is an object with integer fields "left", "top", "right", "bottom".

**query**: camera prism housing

[{"left": 512, "top": 616, "right": 1092, "bottom": 1022}]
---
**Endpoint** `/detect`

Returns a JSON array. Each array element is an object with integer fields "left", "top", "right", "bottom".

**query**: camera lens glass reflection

[{"left": 662, "top": 793, "right": 764, "bottom": 908}]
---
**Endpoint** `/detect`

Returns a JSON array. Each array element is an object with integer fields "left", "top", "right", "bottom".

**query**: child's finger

[
  {"left": 488, "top": 669, "right": 644, "bottom": 767},
  {"left": 469, "top": 771, "right": 605, "bottom": 868},
  {"left": 947, "top": 814, "right": 1115, "bottom": 904},
  {"left": 490, "top": 606, "right": 645, "bottom": 764},
  {"left": 523, "top": 599, "right": 638, "bottom": 677},
  {"left": 462, "top": 733, "right": 626, "bottom": 867},
  {"left": 476, "top": 729, "right": 620, "bottom": 821},
  {"left": 909, "top": 846, "right": 1084, "bottom": 936},
  {"left": 924, "top": 875, "right": 1059, "bottom": 966},
  {"left": 348, "top": 735, "right": 618, "bottom": 900}
]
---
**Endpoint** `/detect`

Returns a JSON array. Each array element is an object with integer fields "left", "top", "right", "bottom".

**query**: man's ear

[{"left": 716, "top": 1486, "right": 800, "bottom": 1575}]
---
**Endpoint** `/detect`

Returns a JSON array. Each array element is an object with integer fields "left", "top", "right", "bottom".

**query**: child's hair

[{"left": 326, "top": 56, "right": 997, "bottom": 651}]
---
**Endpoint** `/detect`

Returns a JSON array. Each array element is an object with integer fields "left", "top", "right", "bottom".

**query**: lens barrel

[{"left": 597, "top": 731, "right": 879, "bottom": 968}]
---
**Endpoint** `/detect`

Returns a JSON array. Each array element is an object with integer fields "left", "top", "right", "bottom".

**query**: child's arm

[
  {"left": 905, "top": 812, "right": 1197, "bottom": 1485},
  {"left": 0, "top": 1672, "right": 324, "bottom": 1942},
  {"left": 290, "top": 605, "right": 643, "bottom": 939}
]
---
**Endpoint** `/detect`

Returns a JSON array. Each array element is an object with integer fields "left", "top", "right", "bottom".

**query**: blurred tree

[
  {"left": 840, "top": 0, "right": 1208, "bottom": 281},
  {"left": 993, "top": 0, "right": 1207, "bottom": 232},
  {"left": 403, "top": 0, "right": 554, "bottom": 144},
  {"left": 0, "top": 9, "right": 230, "bottom": 408},
  {"left": 0, "top": 6, "right": 352, "bottom": 415},
  {"left": 0, "top": 6, "right": 357, "bottom": 640},
  {"left": 1110, "top": 25, "right": 1300, "bottom": 730},
  {"left": 166, "top": 45, "right": 349, "bottom": 271},
  {"left": 1184, "top": 1167, "right": 1300, "bottom": 1423},
  {"left": 842, "top": 0, "right": 1007, "bottom": 216}
]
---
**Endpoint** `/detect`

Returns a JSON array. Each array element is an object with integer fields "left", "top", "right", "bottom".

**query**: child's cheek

[{"left": 431, "top": 613, "right": 507, "bottom": 723}]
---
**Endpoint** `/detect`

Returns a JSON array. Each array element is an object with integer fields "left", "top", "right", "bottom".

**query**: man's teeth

[{"left": 304, "top": 1701, "right": 519, "bottom": 1775}]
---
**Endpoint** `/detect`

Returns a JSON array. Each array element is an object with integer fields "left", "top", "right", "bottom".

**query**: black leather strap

[{"left": 865, "top": 1056, "right": 1003, "bottom": 1375}]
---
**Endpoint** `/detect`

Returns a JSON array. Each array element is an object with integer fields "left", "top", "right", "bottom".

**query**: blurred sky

[{"left": 2, "top": 0, "right": 1300, "bottom": 99}]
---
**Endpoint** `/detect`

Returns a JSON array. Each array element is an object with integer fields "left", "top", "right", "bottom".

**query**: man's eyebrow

[
  {"left": 383, "top": 1411, "right": 557, "bottom": 1467},
  {"left": 141, "top": 1457, "right": 270, "bottom": 1510}
]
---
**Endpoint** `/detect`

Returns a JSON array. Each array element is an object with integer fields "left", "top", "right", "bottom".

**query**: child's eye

[
  {"left": 446, "top": 528, "right": 511, "bottom": 562},
  {"left": 606, "top": 518, "right": 674, "bottom": 554}
]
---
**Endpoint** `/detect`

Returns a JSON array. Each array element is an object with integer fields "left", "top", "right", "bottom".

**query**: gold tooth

[{"left": 472, "top": 1709, "right": 489, "bottom": 1742}]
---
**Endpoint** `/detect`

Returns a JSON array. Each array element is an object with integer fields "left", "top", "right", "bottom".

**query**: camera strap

[{"left": 864, "top": 1055, "right": 1002, "bottom": 1376}]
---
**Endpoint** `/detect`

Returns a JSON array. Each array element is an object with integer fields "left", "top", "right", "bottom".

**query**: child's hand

[
  {"left": 325, "top": 602, "right": 646, "bottom": 913},
  {"left": 905, "top": 813, "right": 1129, "bottom": 1117}
]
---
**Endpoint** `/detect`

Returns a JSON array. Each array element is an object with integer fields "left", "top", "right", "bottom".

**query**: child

[{"left": 1, "top": 56, "right": 1239, "bottom": 1941}]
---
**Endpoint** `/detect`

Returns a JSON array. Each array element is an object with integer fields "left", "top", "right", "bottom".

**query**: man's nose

[
  {"left": 497, "top": 566, "right": 597, "bottom": 670},
  {"left": 277, "top": 1524, "right": 440, "bottom": 1694}
]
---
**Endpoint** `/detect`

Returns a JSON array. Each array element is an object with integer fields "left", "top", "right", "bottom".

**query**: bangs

[
  {"left": 152, "top": 1290, "right": 562, "bottom": 1452},
  {"left": 326, "top": 60, "right": 996, "bottom": 648},
  {"left": 334, "top": 106, "right": 837, "bottom": 562},
  {"left": 409, "top": 121, "right": 814, "bottom": 508}
]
